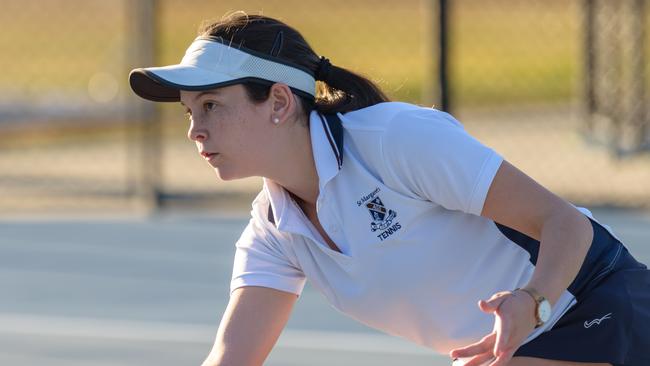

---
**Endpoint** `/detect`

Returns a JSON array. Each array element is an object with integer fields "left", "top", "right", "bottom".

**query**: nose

[{"left": 187, "top": 120, "right": 207, "bottom": 142}]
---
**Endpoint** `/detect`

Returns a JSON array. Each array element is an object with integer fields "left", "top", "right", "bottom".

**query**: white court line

[{"left": 0, "top": 313, "right": 434, "bottom": 356}]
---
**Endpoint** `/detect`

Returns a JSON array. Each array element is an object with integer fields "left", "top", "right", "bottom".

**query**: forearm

[
  {"left": 200, "top": 287, "right": 297, "bottom": 366},
  {"left": 525, "top": 211, "right": 594, "bottom": 306}
]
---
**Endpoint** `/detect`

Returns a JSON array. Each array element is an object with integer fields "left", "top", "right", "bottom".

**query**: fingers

[
  {"left": 464, "top": 352, "right": 496, "bottom": 366},
  {"left": 449, "top": 332, "right": 496, "bottom": 359},
  {"left": 455, "top": 290, "right": 528, "bottom": 365},
  {"left": 478, "top": 291, "right": 517, "bottom": 357},
  {"left": 478, "top": 291, "right": 511, "bottom": 314},
  {"left": 493, "top": 315, "right": 511, "bottom": 357},
  {"left": 487, "top": 346, "right": 516, "bottom": 366}
]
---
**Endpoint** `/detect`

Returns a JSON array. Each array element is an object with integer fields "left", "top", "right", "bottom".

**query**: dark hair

[{"left": 198, "top": 12, "right": 390, "bottom": 115}]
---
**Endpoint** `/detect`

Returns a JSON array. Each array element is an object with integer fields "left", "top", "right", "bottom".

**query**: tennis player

[{"left": 128, "top": 13, "right": 649, "bottom": 366}]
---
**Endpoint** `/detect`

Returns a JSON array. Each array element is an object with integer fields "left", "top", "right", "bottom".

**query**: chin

[{"left": 214, "top": 168, "right": 246, "bottom": 181}]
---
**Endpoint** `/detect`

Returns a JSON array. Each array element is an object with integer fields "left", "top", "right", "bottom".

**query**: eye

[{"left": 203, "top": 101, "right": 218, "bottom": 113}]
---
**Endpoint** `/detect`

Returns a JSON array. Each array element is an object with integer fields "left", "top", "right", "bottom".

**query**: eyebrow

[{"left": 179, "top": 90, "right": 221, "bottom": 106}]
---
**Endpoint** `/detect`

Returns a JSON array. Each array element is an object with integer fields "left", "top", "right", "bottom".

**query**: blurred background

[
  {"left": 1, "top": 0, "right": 649, "bottom": 215},
  {"left": 1, "top": 0, "right": 649, "bottom": 365}
]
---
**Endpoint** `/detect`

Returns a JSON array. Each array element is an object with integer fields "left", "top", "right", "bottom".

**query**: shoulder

[
  {"left": 237, "top": 190, "right": 293, "bottom": 255},
  {"left": 384, "top": 105, "right": 464, "bottom": 136},
  {"left": 340, "top": 102, "right": 467, "bottom": 159},
  {"left": 334, "top": 102, "right": 466, "bottom": 174},
  {"left": 341, "top": 102, "right": 463, "bottom": 136},
  {"left": 246, "top": 189, "right": 278, "bottom": 234},
  {"left": 250, "top": 189, "right": 269, "bottom": 218},
  {"left": 339, "top": 102, "right": 460, "bottom": 153}
]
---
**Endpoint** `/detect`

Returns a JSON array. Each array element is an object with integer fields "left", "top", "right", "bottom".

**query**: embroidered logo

[
  {"left": 357, "top": 187, "right": 381, "bottom": 207},
  {"left": 584, "top": 313, "right": 612, "bottom": 328},
  {"left": 366, "top": 196, "right": 397, "bottom": 232},
  {"left": 357, "top": 188, "right": 401, "bottom": 240}
]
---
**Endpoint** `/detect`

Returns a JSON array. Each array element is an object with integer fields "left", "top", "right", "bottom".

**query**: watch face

[{"left": 539, "top": 299, "right": 552, "bottom": 323}]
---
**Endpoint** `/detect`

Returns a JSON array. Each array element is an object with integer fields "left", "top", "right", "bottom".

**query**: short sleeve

[
  {"left": 230, "top": 217, "right": 306, "bottom": 296},
  {"left": 381, "top": 108, "right": 503, "bottom": 215}
]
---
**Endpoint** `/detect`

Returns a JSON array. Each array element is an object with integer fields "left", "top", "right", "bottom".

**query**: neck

[{"left": 263, "top": 115, "right": 320, "bottom": 207}]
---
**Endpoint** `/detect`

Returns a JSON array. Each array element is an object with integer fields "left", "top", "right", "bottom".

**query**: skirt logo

[{"left": 583, "top": 313, "right": 612, "bottom": 328}]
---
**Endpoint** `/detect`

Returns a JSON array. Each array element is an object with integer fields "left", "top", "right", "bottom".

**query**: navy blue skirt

[{"left": 513, "top": 217, "right": 650, "bottom": 366}]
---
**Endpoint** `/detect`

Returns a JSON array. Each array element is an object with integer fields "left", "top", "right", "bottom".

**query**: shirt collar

[
  {"left": 312, "top": 112, "right": 344, "bottom": 190},
  {"left": 265, "top": 111, "right": 345, "bottom": 229}
]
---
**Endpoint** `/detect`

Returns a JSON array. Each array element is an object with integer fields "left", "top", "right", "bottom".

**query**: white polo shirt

[{"left": 230, "top": 102, "right": 607, "bottom": 354}]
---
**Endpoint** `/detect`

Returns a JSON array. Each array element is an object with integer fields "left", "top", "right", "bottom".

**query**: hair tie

[{"left": 316, "top": 56, "right": 332, "bottom": 82}]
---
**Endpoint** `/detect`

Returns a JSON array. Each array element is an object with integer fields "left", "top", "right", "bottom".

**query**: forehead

[{"left": 179, "top": 89, "right": 223, "bottom": 105}]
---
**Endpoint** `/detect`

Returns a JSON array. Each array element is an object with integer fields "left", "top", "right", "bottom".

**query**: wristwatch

[{"left": 515, "top": 287, "right": 552, "bottom": 328}]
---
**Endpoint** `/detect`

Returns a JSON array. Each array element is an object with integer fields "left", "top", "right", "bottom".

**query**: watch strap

[{"left": 515, "top": 287, "right": 546, "bottom": 328}]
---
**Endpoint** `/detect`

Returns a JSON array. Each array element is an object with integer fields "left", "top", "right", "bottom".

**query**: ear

[{"left": 268, "top": 83, "right": 295, "bottom": 125}]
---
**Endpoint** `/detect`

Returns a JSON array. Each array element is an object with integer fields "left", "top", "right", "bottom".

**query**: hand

[{"left": 448, "top": 290, "right": 537, "bottom": 366}]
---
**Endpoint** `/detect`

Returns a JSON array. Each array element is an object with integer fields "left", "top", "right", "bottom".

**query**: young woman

[{"left": 129, "top": 13, "right": 649, "bottom": 366}]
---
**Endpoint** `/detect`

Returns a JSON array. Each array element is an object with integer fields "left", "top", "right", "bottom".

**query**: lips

[
  {"left": 200, "top": 151, "right": 218, "bottom": 159},
  {"left": 200, "top": 151, "right": 219, "bottom": 161}
]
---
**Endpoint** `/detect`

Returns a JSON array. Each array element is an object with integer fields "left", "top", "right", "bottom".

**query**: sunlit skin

[{"left": 179, "top": 83, "right": 320, "bottom": 207}]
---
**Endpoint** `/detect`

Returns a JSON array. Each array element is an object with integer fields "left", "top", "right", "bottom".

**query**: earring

[{"left": 273, "top": 117, "right": 280, "bottom": 124}]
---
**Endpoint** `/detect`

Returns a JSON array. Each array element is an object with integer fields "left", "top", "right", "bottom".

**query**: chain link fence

[
  {"left": 584, "top": 0, "right": 649, "bottom": 156},
  {"left": 0, "top": 1, "right": 133, "bottom": 215},
  {"left": 0, "top": 0, "right": 648, "bottom": 216},
  {"left": 450, "top": 0, "right": 650, "bottom": 208}
]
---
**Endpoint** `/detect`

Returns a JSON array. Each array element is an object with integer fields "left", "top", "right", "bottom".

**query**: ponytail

[{"left": 315, "top": 63, "right": 390, "bottom": 114}]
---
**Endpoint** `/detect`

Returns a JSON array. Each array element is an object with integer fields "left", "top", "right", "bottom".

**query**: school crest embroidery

[{"left": 366, "top": 197, "right": 397, "bottom": 232}]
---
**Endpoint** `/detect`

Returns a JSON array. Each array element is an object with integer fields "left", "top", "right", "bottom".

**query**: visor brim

[
  {"left": 129, "top": 65, "right": 316, "bottom": 103},
  {"left": 129, "top": 65, "right": 254, "bottom": 102}
]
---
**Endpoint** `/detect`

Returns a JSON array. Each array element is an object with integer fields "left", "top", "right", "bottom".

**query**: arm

[
  {"left": 480, "top": 159, "right": 594, "bottom": 306},
  {"left": 450, "top": 160, "right": 594, "bottom": 365},
  {"left": 201, "top": 286, "right": 298, "bottom": 366}
]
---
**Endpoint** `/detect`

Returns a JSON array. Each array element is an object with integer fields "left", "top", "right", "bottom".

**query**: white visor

[{"left": 129, "top": 36, "right": 317, "bottom": 102}]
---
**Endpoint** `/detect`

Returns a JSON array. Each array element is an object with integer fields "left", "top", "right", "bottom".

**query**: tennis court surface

[{"left": 1, "top": 207, "right": 648, "bottom": 365}]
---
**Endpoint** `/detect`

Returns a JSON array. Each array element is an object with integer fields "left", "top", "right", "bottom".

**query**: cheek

[
  {"left": 218, "top": 104, "right": 268, "bottom": 155},
  {"left": 236, "top": 109, "right": 267, "bottom": 147}
]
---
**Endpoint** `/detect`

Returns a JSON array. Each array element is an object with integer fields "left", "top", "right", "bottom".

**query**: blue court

[{"left": 1, "top": 208, "right": 648, "bottom": 365}]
